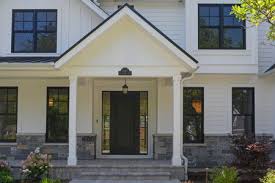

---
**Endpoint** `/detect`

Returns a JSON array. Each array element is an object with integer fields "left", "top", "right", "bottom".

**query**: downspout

[{"left": 180, "top": 68, "right": 198, "bottom": 181}]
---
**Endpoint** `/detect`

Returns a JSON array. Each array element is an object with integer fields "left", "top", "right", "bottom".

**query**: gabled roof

[
  {"left": 55, "top": 3, "right": 199, "bottom": 69},
  {"left": 265, "top": 64, "right": 275, "bottom": 73},
  {"left": 81, "top": 0, "right": 108, "bottom": 19},
  {"left": 0, "top": 57, "right": 58, "bottom": 63}
]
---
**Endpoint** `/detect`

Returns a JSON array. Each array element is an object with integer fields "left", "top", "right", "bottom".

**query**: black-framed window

[
  {"left": 0, "top": 88, "right": 17, "bottom": 142},
  {"left": 46, "top": 87, "right": 69, "bottom": 143},
  {"left": 232, "top": 88, "right": 255, "bottom": 136},
  {"left": 199, "top": 4, "right": 245, "bottom": 49},
  {"left": 12, "top": 10, "right": 57, "bottom": 53},
  {"left": 183, "top": 87, "right": 204, "bottom": 143}
]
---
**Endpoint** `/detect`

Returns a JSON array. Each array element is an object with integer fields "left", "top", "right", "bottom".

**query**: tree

[{"left": 231, "top": 0, "right": 275, "bottom": 41}]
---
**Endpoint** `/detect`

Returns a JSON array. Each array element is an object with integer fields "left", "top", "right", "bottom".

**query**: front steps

[
  {"left": 70, "top": 166, "right": 182, "bottom": 182},
  {"left": 70, "top": 180, "right": 181, "bottom": 183}
]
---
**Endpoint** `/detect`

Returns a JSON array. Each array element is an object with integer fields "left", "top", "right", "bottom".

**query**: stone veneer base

[
  {"left": 0, "top": 133, "right": 96, "bottom": 160},
  {"left": 153, "top": 134, "right": 274, "bottom": 168}
]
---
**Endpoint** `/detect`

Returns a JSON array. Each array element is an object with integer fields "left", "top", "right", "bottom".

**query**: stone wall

[
  {"left": 153, "top": 134, "right": 274, "bottom": 168},
  {"left": 0, "top": 133, "right": 96, "bottom": 160},
  {"left": 153, "top": 134, "right": 172, "bottom": 160}
]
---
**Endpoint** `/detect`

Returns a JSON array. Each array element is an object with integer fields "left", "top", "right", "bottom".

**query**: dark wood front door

[{"left": 110, "top": 92, "right": 140, "bottom": 155}]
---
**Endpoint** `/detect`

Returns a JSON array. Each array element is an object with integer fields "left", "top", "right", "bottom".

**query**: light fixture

[{"left": 122, "top": 79, "right": 128, "bottom": 95}]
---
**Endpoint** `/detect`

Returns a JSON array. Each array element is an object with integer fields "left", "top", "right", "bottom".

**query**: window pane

[
  {"left": 0, "top": 102, "right": 7, "bottom": 114},
  {"left": 47, "top": 22, "right": 57, "bottom": 31},
  {"left": 14, "top": 33, "right": 33, "bottom": 52},
  {"left": 47, "top": 88, "right": 69, "bottom": 142},
  {"left": 0, "top": 88, "right": 17, "bottom": 142},
  {"left": 0, "top": 89, "right": 7, "bottom": 102},
  {"left": 23, "top": 22, "right": 33, "bottom": 31},
  {"left": 209, "top": 17, "right": 220, "bottom": 26},
  {"left": 232, "top": 88, "right": 254, "bottom": 136},
  {"left": 36, "top": 33, "right": 56, "bottom": 52},
  {"left": 0, "top": 115, "right": 16, "bottom": 141},
  {"left": 14, "top": 22, "right": 23, "bottom": 31},
  {"left": 223, "top": 6, "right": 232, "bottom": 16},
  {"left": 8, "top": 102, "right": 16, "bottom": 114},
  {"left": 23, "top": 12, "right": 33, "bottom": 21},
  {"left": 37, "top": 21, "right": 47, "bottom": 31},
  {"left": 223, "top": 28, "right": 244, "bottom": 48},
  {"left": 8, "top": 89, "right": 17, "bottom": 102},
  {"left": 183, "top": 88, "right": 204, "bottom": 143},
  {"left": 37, "top": 12, "right": 47, "bottom": 21},
  {"left": 233, "top": 116, "right": 254, "bottom": 136},
  {"left": 210, "top": 7, "right": 219, "bottom": 16},
  {"left": 14, "top": 12, "right": 23, "bottom": 21},
  {"left": 183, "top": 115, "right": 203, "bottom": 143},
  {"left": 199, "top": 28, "right": 219, "bottom": 48},
  {"left": 58, "top": 88, "right": 68, "bottom": 102},
  {"left": 47, "top": 12, "right": 57, "bottom": 21},
  {"left": 199, "top": 7, "right": 209, "bottom": 16}
]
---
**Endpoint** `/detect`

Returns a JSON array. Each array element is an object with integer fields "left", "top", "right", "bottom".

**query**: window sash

[
  {"left": 46, "top": 87, "right": 69, "bottom": 143},
  {"left": 198, "top": 4, "right": 246, "bottom": 49},
  {"left": 12, "top": 9, "right": 57, "bottom": 53},
  {"left": 0, "top": 87, "right": 18, "bottom": 142},
  {"left": 183, "top": 87, "right": 204, "bottom": 143},
  {"left": 232, "top": 88, "right": 255, "bottom": 136}
]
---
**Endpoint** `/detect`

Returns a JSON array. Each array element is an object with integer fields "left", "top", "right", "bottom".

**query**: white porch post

[
  {"left": 172, "top": 74, "right": 183, "bottom": 166},
  {"left": 68, "top": 76, "right": 78, "bottom": 166}
]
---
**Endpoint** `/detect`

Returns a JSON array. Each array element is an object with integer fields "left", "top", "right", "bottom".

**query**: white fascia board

[
  {"left": 81, "top": 0, "right": 108, "bottom": 19},
  {"left": 55, "top": 6, "right": 198, "bottom": 72},
  {"left": 0, "top": 62, "right": 55, "bottom": 70}
]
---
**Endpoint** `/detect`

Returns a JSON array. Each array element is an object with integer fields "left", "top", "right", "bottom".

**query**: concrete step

[
  {"left": 78, "top": 171, "right": 171, "bottom": 180},
  {"left": 70, "top": 180, "right": 181, "bottom": 183}
]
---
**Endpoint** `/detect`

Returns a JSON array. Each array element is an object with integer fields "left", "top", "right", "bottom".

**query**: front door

[
  {"left": 110, "top": 92, "right": 140, "bottom": 154},
  {"left": 102, "top": 91, "right": 148, "bottom": 155}
]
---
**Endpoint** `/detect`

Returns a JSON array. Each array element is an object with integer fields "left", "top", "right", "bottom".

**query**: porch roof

[
  {"left": 55, "top": 3, "right": 199, "bottom": 70},
  {"left": 265, "top": 64, "right": 275, "bottom": 73}
]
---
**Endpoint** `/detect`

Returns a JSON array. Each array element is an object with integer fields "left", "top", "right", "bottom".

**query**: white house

[{"left": 0, "top": 0, "right": 274, "bottom": 180}]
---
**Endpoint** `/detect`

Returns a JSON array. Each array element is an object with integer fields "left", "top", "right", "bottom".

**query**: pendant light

[{"left": 122, "top": 78, "right": 128, "bottom": 95}]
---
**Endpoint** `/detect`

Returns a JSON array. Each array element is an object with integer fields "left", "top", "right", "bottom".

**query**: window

[
  {"left": 183, "top": 88, "right": 204, "bottom": 143},
  {"left": 232, "top": 88, "right": 255, "bottom": 136},
  {"left": 46, "top": 87, "right": 69, "bottom": 143},
  {"left": 12, "top": 10, "right": 57, "bottom": 53},
  {"left": 199, "top": 4, "right": 245, "bottom": 49},
  {"left": 0, "top": 88, "right": 17, "bottom": 142}
]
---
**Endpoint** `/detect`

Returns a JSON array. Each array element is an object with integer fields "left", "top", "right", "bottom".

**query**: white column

[
  {"left": 172, "top": 74, "right": 183, "bottom": 166},
  {"left": 68, "top": 76, "right": 78, "bottom": 166}
]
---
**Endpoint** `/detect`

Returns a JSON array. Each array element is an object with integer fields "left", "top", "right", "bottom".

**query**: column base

[
  {"left": 67, "top": 156, "right": 77, "bottom": 166},
  {"left": 172, "top": 155, "right": 182, "bottom": 166}
]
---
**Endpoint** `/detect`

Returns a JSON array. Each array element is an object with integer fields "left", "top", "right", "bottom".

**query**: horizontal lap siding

[
  {"left": 101, "top": 1, "right": 186, "bottom": 48},
  {"left": 258, "top": 23, "right": 275, "bottom": 73}
]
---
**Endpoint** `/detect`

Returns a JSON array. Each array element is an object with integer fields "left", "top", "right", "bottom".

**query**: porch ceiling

[{"left": 55, "top": 4, "right": 199, "bottom": 77}]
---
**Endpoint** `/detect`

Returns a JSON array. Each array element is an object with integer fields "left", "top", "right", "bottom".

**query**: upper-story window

[
  {"left": 198, "top": 4, "right": 245, "bottom": 49},
  {"left": 12, "top": 10, "right": 57, "bottom": 53}
]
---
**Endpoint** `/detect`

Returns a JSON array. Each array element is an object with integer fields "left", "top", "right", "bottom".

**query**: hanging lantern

[{"left": 122, "top": 79, "right": 128, "bottom": 95}]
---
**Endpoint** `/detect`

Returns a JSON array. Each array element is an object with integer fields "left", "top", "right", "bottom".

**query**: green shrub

[
  {"left": 211, "top": 166, "right": 238, "bottom": 183},
  {"left": 260, "top": 169, "right": 275, "bottom": 183},
  {"left": 0, "top": 161, "right": 13, "bottom": 183},
  {"left": 41, "top": 177, "right": 62, "bottom": 183}
]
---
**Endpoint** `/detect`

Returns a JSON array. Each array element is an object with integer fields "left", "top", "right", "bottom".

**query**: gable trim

[
  {"left": 81, "top": 0, "right": 108, "bottom": 19},
  {"left": 265, "top": 64, "right": 275, "bottom": 73},
  {"left": 55, "top": 3, "right": 199, "bottom": 70}
]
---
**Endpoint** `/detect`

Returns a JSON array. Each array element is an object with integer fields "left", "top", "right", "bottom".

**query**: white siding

[
  {"left": 0, "top": 0, "right": 103, "bottom": 56},
  {"left": 157, "top": 75, "right": 274, "bottom": 135},
  {"left": 258, "top": 23, "right": 275, "bottom": 73},
  {"left": 100, "top": 0, "right": 186, "bottom": 48},
  {"left": 0, "top": 78, "right": 92, "bottom": 134}
]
